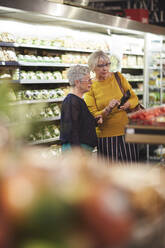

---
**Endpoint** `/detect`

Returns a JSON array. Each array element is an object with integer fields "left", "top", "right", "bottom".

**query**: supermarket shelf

[
  {"left": 10, "top": 97, "right": 64, "bottom": 105},
  {"left": 125, "top": 124, "right": 165, "bottom": 144},
  {"left": 123, "top": 51, "right": 144, "bottom": 56},
  {"left": 89, "top": 0, "right": 127, "bottom": 2},
  {"left": 122, "top": 67, "right": 143, "bottom": 70},
  {"left": 149, "top": 86, "right": 161, "bottom": 89},
  {"left": 16, "top": 43, "right": 100, "bottom": 53},
  {"left": 148, "top": 102, "right": 161, "bottom": 106},
  {"left": 19, "top": 61, "right": 75, "bottom": 67},
  {"left": 10, "top": 116, "right": 61, "bottom": 126},
  {"left": 0, "top": 42, "right": 15, "bottom": 47},
  {"left": 149, "top": 66, "right": 161, "bottom": 70},
  {"left": 29, "top": 137, "right": 60, "bottom": 145},
  {"left": 0, "top": 61, "right": 18, "bottom": 66},
  {"left": 37, "top": 116, "right": 61, "bottom": 122},
  {"left": 128, "top": 79, "right": 143, "bottom": 82},
  {"left": 13, "top": 79, "right": 69, "bottom": 84}
]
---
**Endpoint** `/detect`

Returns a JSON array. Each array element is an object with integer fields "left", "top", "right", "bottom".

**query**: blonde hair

[{"left": 88, "top": 50, "right": 110, "bottom": 71}]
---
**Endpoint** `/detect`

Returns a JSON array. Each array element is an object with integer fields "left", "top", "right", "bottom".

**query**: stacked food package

[
  {"left": 10, "top": 103, "right": 61, "bottom": 123},
  {"left": 20, "top": 70, "right": 64, "bottom": 81},
  {"left": 0, "top": 47, "right": 17, "bottom": 62},
  {"left": 16, "top": 34, "right": 109, "bottom": 51},
  {"left": 13, "top": 88, "right": 65, "bottom": 101},
  {"left": 28, "top": 124, "right": 60, "bottom": 142}
]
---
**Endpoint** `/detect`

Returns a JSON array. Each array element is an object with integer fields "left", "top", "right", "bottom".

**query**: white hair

[
  {"left": 67, "top": 65, "right": 90, "bottom": 86},
  {"left": 88, "top": 50, "right": 110, "bottom": 71}
]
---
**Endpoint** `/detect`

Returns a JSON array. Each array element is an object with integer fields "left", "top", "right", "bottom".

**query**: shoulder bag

[{"left": 114, "top": 72, "right": 145, "bottom": 113}]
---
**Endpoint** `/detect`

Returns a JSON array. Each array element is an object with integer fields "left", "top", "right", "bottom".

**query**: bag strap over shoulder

[
  {"left": 114, "top": 72, "right": 125, "bottom": 95},
  {"left": 114, "top": 72, "right": 144, "bottom": 112}
]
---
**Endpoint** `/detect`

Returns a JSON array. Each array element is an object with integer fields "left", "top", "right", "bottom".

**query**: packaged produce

[
  {"left": 44, "top": 71, "right": 54, "bottom": 80},
  {"left": 39, "top": 110, "right": 47, "bottom": 119},
  {"left": 20, "top": 70, "right": 28, "bottom": 80},
  {"left": 32, "top": 38, "right": 41, "bottom": 46},
  {"left": 49, "top": 89, "right": 58, "bottom": 99},
  {"left": 54, "top": 56, "right": 61, "bottom": 63},
  {"left": 50, "top": 124, "right": 60, "bottom": 137},
  {"left": 52, "top": 37, "right": 64, "bottom": 47},
  {"left": 0, "top": 32, "right": 15, "bottom": 42},
  {"left": 41, "top": 89, "right": 49, "bottom": 99},
  {"left": 28, "top": 133, "right": 36, "bottom": 141},
  {"left": 53, "top": 71, "right": 62, "bottom": 80},
  {"left": 2, "top": 48, "right": 17, "bottom": 61},
  {"left": 40, "top": 39, "right": 51, "bottom": 46},
  {"left": 51, "top": 104, "right": 61, "bottom": 116},
  {"left": 36, "top": 56, "right": 43, "bottom": 62},
  {"left": 128, "top": 105, "right": 165, "bottom": 126},
  {"left": 43, "top": 126, "right": 52, "bottom": 139},
  {"left": 56, "top": 88, "right": 65, "bottom": 97},
  {"left": 45, "top": 107, "right": 54, "bottom": 117},
  {"left": 28, "top": 71, "right": 37, "bottom": 80},
  {"left": 32, "top": 90, "right": 42, "bottom": 100},
  {"left": 35, "top": 130, "right": 43, "bottom": 140},
  {"left": 0, "top": 47, "right": 6, "bottom": 61},
  {"left": 36, "top": 71, "right": 45, "bottom": 80},
  {"left": 17, "top": 54, "right": 25, "bottom": 61},
  {"left": 22, "top": 90, "right": 33, "bottom": 100}
]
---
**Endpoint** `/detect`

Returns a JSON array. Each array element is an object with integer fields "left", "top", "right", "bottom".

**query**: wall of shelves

[
  {"left": 0, "top": 1, "right": 165, "bottom": 159},
  {"left": 0, "top": 21, "right": 112, "bottom": 146}
]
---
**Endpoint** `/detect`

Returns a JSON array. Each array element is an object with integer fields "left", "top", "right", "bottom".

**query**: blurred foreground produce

[{"left": 0, "top": 144, "right": 165, "bottom": 248}]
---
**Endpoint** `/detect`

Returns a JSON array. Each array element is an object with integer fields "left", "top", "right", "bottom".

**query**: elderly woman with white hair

[
  {"left": 60, "top": 65, "right": 99, "bottom": 152},
  {"left": 84, "top": 50, "right": 139, "bottom": 163}
]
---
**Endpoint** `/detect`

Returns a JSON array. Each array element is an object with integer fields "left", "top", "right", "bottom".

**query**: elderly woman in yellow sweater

[{"left": 84, "top": 50, "right": 139, "bottom": 163}]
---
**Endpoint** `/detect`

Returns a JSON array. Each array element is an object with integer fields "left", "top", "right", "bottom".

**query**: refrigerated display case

[{"left": 0, "top": 0, "right": 165, "bottom": 154}]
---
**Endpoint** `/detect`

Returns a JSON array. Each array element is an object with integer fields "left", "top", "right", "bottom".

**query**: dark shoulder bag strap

[{"left": 114, "top": 72, "right": 125, "bottom": 95}]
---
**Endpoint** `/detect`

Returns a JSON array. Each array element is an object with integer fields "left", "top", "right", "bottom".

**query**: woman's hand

[
  {"left": 95, "top": 115, "right": 103, "bottom": 125},
  {"left": 104, "top": 99, "right": 120, "bottom": 116},
  {"left": 108, "top": 99, "right": 120, "bottom": 110},
  {"left": 119, "top": 101, "right": 131, "bottom": 111}
]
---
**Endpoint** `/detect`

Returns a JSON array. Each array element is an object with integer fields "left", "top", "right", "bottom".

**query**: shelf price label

[{"left": 126, "top": 128, "right": 135, "bottom": 134}]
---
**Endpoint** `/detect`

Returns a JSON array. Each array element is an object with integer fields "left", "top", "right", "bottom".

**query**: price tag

[
  {"left": 2, "top": 61, "right": 5, "bottom": 65},
  {"left": 126, "top": 128, "right": 135, "bottom": 134}
]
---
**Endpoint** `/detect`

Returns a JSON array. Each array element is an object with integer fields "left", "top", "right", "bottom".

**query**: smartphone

[{"left": 118, "top": 90, "right": 131, "bottom": 108}]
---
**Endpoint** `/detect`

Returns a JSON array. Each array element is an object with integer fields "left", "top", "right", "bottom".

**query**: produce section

[
  {"left": 1, "top": 24, "right": 142, "bottom": 148},
  {"left": 0, "top": 1, "right": 165, "bottom": 157},
  {"left": 0, "top": 1, "right": 165, "bottom": 247},
  {"left": 0, "top": 29, "right": 111, "bottom": 147},
  {"left": 125, "top": 105, "right": 165, "bottom": 162}
]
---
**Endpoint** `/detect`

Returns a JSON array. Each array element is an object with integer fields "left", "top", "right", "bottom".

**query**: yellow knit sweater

[{"left": 84, "top": 72, "right": 139, "bottom": 137}]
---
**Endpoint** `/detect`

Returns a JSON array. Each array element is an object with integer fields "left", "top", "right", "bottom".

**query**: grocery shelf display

[
  {"left": 0, "top": 1, "right": 165, "bottom": 247},
  {"left": 0, "top": 0, "right": 165, "bottom": 153}
]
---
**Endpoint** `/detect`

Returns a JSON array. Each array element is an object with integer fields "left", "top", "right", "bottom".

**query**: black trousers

[{"left": 97, "top": 135, "right": 139, "bottom": 163}]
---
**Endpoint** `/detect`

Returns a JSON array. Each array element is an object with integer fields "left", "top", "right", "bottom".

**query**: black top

[{"left": 60, "top": 93, "right": 97, "bottom": 147}]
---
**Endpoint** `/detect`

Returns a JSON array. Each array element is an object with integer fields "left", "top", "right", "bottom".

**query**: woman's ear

[{"left": 74, "top": 79, "right": 80, "bottom": 87}]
